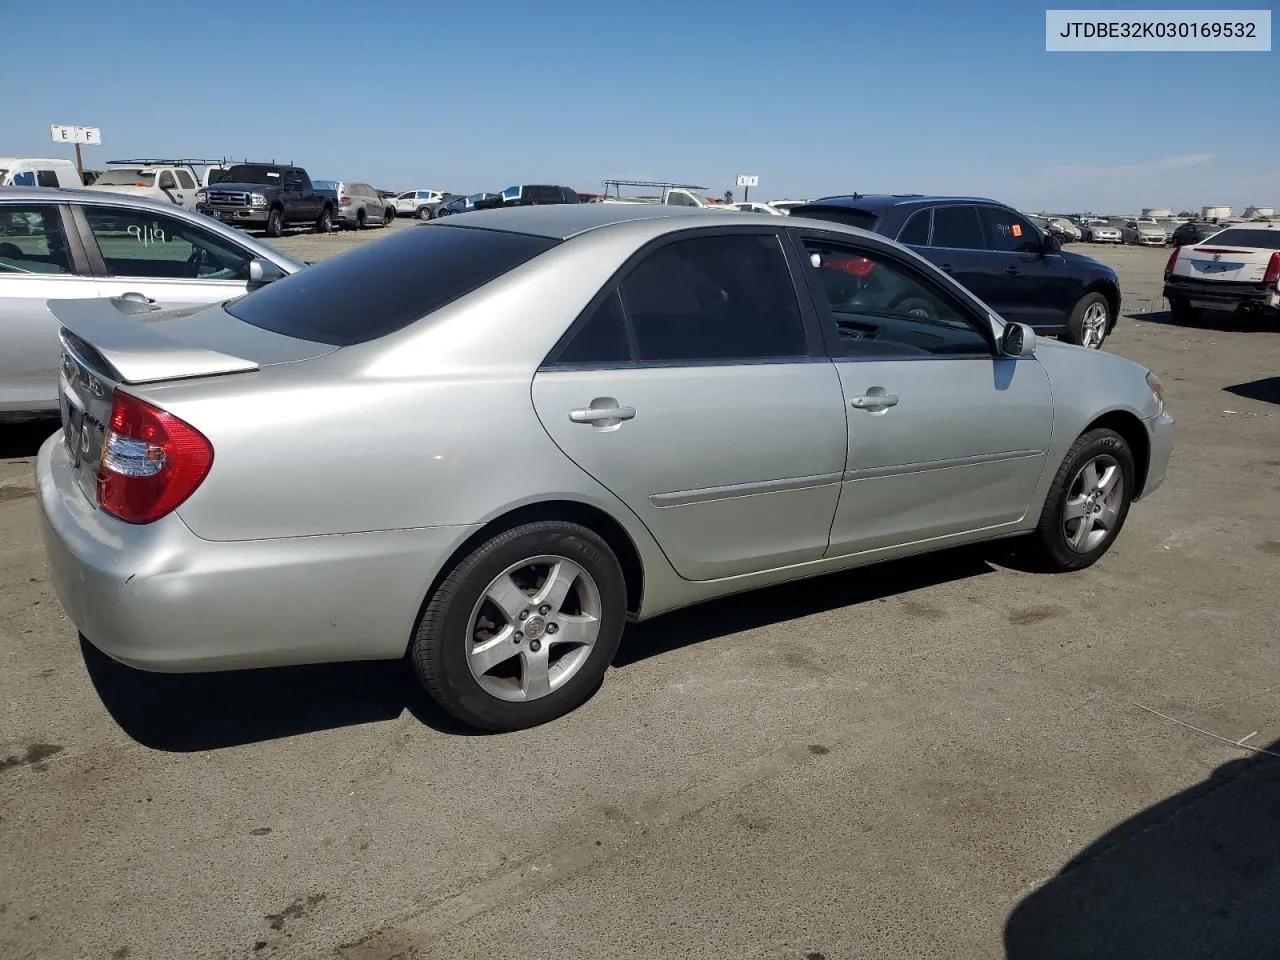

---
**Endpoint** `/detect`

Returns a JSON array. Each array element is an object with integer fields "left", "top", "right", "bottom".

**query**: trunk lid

[
  {"left": 49, "top": 297, "right": 338, "bottom": 505},
  {"left": 1174, "top": 244, "right": 1275, "bottom": 283}
]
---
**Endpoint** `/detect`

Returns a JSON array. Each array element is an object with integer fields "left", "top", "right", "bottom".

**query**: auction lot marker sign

[{"left": 1047, "top": 9, "right": 1271, "bottom": 50}]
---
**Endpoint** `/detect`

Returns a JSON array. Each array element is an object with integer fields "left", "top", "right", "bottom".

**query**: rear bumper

[
  {"left": 37, "top": 432, "right": 479, "bottom": 673},
  {"left": 1139, "top": 408, "right": 1175, "bottom": 501},
  {"left": 1163, "top": 277, "right": 1280, "bottom": 312}
]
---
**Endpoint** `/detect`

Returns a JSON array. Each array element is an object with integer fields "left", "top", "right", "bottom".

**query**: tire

[
  {"left": 417, "top": 206, "right": 433, "bottom": 221},
  {"left": 894, "top": 296, "right": 938, "bottom": 322},
  {"left": 356, "top": 209, "right": 367, "bottom": 230},
  {"left": 383, "top": 207, "right": 396, "bottom": 226},
  {"left": 1023, "top": 428, "right": 1135, "bottom": 572},
  {"left": 265, "top": 207, "right": 284, "bottom": 238},
  {"left": 313, "top": 207, "right": 333, "bottom": 234},
  {"left": 409, "top": 521, "right": 627, "bottom": 732},
  {"left": 1169, "top": 296, "right": 1202, "bottom": 326},
  {"left": 1062, "top": 291, "right": 1111, "bottom": 349}
]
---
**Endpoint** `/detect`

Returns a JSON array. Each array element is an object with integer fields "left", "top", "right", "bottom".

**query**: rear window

[
  {"left": 789, "top": 205, "right": 882, "bottom": 232},
  {"left": 225, "top": 224, "right": 559, "bottom": 346},
  {"left": 1201, "top": 228, "right": 1280, "bottom": 250}
]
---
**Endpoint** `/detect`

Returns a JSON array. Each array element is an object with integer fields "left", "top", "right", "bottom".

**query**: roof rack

[
  {"left": 107, "top": 158, "right": 230, "bottom": 166},
  {"left": 602, "top": 178, "right": 710, "bottom": 198}
]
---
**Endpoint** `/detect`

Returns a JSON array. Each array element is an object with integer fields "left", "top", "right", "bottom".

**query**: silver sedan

[
  {"left": 1, "top": 187, "right": 304, "bottom": 421},
  {"left": 37, "top": 204, "right": 1175, "bottom": 731}
]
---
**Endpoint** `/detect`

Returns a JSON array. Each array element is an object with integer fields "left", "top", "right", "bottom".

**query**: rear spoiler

[{"left": 47, "top": 298, "right": 260, "bottom": 385}]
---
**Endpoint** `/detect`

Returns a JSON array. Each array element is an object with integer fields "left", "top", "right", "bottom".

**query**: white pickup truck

[
  {"left": 84, "top": 159, "right": 229, "bottom": 209},
  {"left": 600, "top": 179, "right": 729, "bottom": 209}
]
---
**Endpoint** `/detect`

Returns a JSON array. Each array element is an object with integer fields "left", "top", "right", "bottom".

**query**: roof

[
  {"left": 0, "top": 186, "right": 196, "bottom": 210},
  {"left": 434, "top": 202, "right": 756, "bottom": 240},
  {"left": 804, "top": 194, "right": 1002, "bottom": 212},
  {"left": 0, "top": 157, "right": 76, "bottom": 166}
]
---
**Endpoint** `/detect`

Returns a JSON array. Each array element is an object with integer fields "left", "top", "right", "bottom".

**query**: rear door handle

[
  {"left": 850, "top": 394, "right": 899, "bottom": 410},
  {"left": 569, "top": 404, "right": 636, "bottom": 423},
  {"left": 119, "top": 291, "right": 156, "bottom": 304}
]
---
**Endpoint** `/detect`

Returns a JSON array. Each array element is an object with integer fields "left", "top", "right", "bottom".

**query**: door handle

[
  {"left": 850, "top": 393, "right": 899, "bottom": 410},
  {"left": 1003, "top": 266, "right": 1020, "bottom": 276},
  {"left": 119, "top": 292, "right": 157, "bottom": 304},
  {"left": 938, "top": 263, "right": 955, "bottom": 274},
  {"left": 569, "top": 404, "right": 636, "bottom": 424}
]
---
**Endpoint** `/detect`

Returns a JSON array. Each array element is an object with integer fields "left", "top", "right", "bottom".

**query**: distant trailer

[{"left": 1142, "top": 207, "right": 1172, "bottom": 218}]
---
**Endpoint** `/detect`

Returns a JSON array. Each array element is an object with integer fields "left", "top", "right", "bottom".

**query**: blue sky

[{"left": 5, "top": 0, "right": 1276, "bottom": 212}]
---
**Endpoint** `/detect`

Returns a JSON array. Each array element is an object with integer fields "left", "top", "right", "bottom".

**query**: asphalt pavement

[{"left": 2, "top": 228, "right": 1278, "bottom": 960}]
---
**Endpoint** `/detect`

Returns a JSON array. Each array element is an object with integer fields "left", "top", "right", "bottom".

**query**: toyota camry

[{"left": 37, "top": 204, "right": 1174, "bottom": 731}]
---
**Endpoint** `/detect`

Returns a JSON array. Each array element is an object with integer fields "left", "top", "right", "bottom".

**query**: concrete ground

[{"left": 2, "top": 228, "right": 1278, "bottom": 960}]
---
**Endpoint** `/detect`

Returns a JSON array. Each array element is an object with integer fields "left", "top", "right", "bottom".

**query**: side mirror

[
  {"left": 1001, "top": 322, "right": 1036, "bottom": 357},
  {"left": 248, "top": 258, "right": 285, "bottom": 284},
  {"left": 1042, "top": 232, "right": 1061, "bottom": 255}
]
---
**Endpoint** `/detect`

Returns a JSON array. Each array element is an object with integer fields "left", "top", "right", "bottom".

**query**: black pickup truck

[{"left": 197, "top": 164, "right": 337, "bottom": 236}]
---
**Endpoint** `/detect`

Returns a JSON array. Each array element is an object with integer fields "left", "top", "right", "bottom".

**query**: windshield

[
  {"left": 226, "top": 223, "right": 559, "bottom": 346},
  {"left": 222, "top": 165, "right": 285, "bottom": 185},
  {"left": 95, "top": 169, "right": 156, "bottom": 186},
  {"left": 1203, "top": 228, "right": 1280, "bottom": 250}
]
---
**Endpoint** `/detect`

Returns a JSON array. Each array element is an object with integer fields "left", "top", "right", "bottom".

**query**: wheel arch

[
  {"left": 406, "top": 500, "right": 646, "bottom": 654},
  {"left": 1082, "top": 409, "right": 1151, "bottom": 497}
]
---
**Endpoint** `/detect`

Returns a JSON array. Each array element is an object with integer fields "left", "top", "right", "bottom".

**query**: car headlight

[
  {"left": 250, "top": 193, "right": 268, "bottom": 207},
  {"left": 1146, "top": 371, "right": 1165, "bottom": 413},
  {"left": 195, "top": 189, "right": 207, "bottom": 203}
]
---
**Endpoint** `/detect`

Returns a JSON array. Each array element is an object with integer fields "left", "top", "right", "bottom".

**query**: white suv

[{"left": 394, "top": 189, "right": 447, "bottom": 219}]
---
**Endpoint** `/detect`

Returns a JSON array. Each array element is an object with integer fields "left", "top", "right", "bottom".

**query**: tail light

[
  {"left": 1264, "top": 252, "right": 1280, "bottom": 286},
  {"left": 98, "top": 390, "right": 213, "bottom": 524},
  {"left": 339, "top": 195, "right": 350, "bottom": 203},
  {"left": 830, "top": 255, "right": 877, "bottom": 277},
  {"left": 1164, "top": 247, "right": 1180, "bottom": 278}
]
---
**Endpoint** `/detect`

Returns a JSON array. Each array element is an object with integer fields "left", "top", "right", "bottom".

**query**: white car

[
  {"left": 1162, "top": 223, "right": 1280, "bottom": 324},
  {"left": 394, "top": 189, "right": 447, "bottom": 219},
  {"left": 767, "top": 199, "right": 811, "bottom": 215},
  {"left": 1086, "top": 222, "right": 1123, "bottom": 243},
  {"left": 730, "top": 201, "right": 785, "bottom": 215}
]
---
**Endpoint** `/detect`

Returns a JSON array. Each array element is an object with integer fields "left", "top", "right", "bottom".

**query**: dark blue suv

[{"left": 790, "top": 195, "right": 1122, "bottom": 349}]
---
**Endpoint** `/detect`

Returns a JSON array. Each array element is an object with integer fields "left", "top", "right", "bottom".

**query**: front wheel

[
  {"left": 409, "top": 521, "right": 627, "bottom": 732},
  {"left": 265, "top": 207, "right": 284, "bottom": 238},
  {"left": 1023, "top": 428, "right": 1135, "bottom": 572},
  {"left": 383, "top": 207, "right": 396, "bottom": 226},
  {"left": 417, "top": 206, "right": 433, "bottom": 221},
  {"left": 1062, "top": 292, "right": 1110, "bottom": 349}
]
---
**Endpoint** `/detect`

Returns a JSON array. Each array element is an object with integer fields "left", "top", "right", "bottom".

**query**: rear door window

[
  {"left": 896, "top": 209, "right": 930, "bottom": 245},
  {"left": 36, "top": 169, "right": 61, "bottom": 187},
  {"left": 617, "top": 234, "right": 808, "bottom": 362},
  {"left": 226, "top": 224, "right": 559, "bottom": 345},
  {"left": 0, "top": 205, "right": 74, "bottom": 274},
  {"left": 978, "top": 206, "right": 1043, "bottom": 254},
  {"left": 930, "top": 206, "right": 985, "bottom": 250},
  {"left": 176, "top": 170, "right": 197, "bottom": 190}
]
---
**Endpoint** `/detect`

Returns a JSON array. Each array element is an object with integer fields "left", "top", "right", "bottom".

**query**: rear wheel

[
  {"left": 313, "top": 207, "right": 333, "bottom": 234},
  {"left": 356, "top": 209, "right": 367, "bottom": 230},
  {"left": 265, "top": 207, "right": 284, "bottom": 238},
  {"left": 1168, "top": 296, "right": 1202, "bottom": 326},
  {"left": 1023, "top": 428, "right": 1135, "bottom": 572},
  {"left": 1062, "top": 292, "right": 1110, "bottom": 349},
  {"left": 417, "top": 205, "right": 433, "bottom": 220},
  {"left": 409, "top": 521, "right": 627, "bottom": 732}
]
